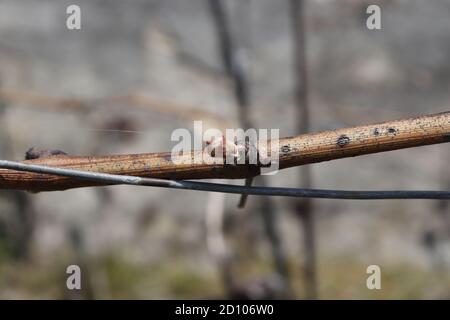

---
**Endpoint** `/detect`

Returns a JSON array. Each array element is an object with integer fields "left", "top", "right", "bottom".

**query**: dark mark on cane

[
  {"left": 388, "top": 128, "right": 397, "bottom": 134},
  {"left": 281, "top": 145, "right": 291, "bottom": 153},
  {"left": 337, "top": 135, "right": 350, "bottom": 147}
]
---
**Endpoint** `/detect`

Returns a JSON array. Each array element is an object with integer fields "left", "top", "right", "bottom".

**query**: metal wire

[{"left": 1, "top": 160, "right": 450, "bottom": 200}]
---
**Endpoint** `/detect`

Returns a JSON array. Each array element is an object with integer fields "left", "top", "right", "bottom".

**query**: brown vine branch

[{"left": 0, "top": 111, "right": 449, "bottom": 192}]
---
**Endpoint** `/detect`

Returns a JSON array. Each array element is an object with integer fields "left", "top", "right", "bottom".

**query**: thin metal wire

[{"left": 1, "top": 159, "right": 450, "bottom": 199}]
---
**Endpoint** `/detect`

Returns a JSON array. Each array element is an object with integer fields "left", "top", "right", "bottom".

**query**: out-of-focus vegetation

[{"left": 1, "top": 245, "right": 449, "bottom": 299}]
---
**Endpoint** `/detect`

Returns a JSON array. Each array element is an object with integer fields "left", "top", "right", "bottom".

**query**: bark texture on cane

[
  {"left": 0, "top": 112, "right": 449, "bottom": 192},
  {"left": 277, "top": 111, "right": 450, "bottom": 169}
]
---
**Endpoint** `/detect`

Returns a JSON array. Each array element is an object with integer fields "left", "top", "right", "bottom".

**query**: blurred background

[{"left": 0, "top": 0, "right": 449, "bottom": 299}]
